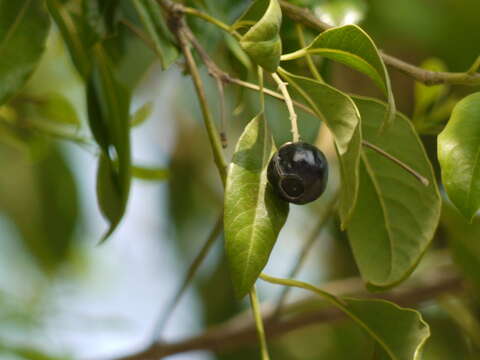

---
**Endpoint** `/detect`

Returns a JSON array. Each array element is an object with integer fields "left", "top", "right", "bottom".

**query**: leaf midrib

[
  {"left": 239, "top": 118, "right": 270, "bottom": 292},
  {"left": 361, "top": 151, "right": 395, "bottom": 282}
]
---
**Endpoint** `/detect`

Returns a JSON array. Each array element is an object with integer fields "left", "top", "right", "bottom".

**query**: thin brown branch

[
  {"left": 114, "top": 266, "right": 463, "bottom": 360},
  {"left": 279, "top": 0, "right": 480, "bottom": 86}
]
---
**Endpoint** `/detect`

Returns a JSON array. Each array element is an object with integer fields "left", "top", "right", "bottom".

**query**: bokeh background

[{"left": 1, "top": 0, "right": 480, "bottom": 359}]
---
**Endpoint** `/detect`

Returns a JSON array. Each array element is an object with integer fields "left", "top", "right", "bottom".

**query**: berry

[{"left": 267, "top": 142, "right": 328, "bottom": 204}]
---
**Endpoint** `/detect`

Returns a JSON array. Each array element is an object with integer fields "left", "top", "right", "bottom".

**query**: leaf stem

[
  {"left": 467, "top": 55, "right": 480, "bottom": 75},
  {"left": 295, "top": 24, "right": 323, "bottom": 82},
  {"left": 249, "top": 287, "right": 271, "bottom": 360},
  {"left": 182, "top": 6, "right": 241, "bottom": 39},
  {"left": 152, "top": 214, "right": 223, "bottom": 337},
  {"left": 280, "top": 48, "right": 308, "bottom": 61},
  {"left": 362, "top": 140, "right": 430, "bottom": 186},
  {"left": 272, "top": 73, "right": 300, "bottom": 142}
]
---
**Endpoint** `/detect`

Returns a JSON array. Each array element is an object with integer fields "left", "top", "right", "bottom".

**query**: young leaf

[
  {"left": 438, "top": 92, "right": 480, "bottom": 221},
  {"left": 238, "top": 0, "right": 282, "bottom": 73},
  {"left": 88, "top": 44, "right": 132, "bottom": 240},
  {"left": 348, "top": 97, "right": 440, "bottom": 288},
  {"left": 261, "top": 274, "right": 430, "bottom": 360},
  {"left": 131, "top": 101, "right": 153, "bottom": 127},
  {"left": 279, "top": 70, "right": 361, "bottom": 227},
  {"left": 224, "top": 114, "right": 289, "bottom": 298},
  {"left": 281, "top": 24, "right": 396, "bottom": 127},
  {"left": 0, "top": 0, "right": 50, "bottom": 105},
  {"left": 133, "top": 0, "right": 179, "bottom": 70}
]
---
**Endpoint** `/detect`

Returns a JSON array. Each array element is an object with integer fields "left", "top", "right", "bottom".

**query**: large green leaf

[
  {"left": 262, "top": 274, "right": 430, "bottom": 360},
  {"left": 0, "top": 0, "right": 50, "bottom": 105},
  {"left": 238, "top": 0, "right": 282, "bottom": 73},
  {"left": 281, "top": 24, "right": 395, "bottom": 127},
  {"left": 224, "top": 114, "right": 289, "bottom": 298},
  {"left": 278, "top": 69, "right": 361, "bottom": 227},
  {"left": 88, "top": 44, "right": 132, "bottom": 240},
  {"left": 0, "top": 140, "right": 78, "bottom": 273},
  {"left": 348, "top": 97, "right": 440, "bottom": 288},
  {"left": 438, "top": 92, "right": 480, "bottom": 221},
  {"left": 132, "top": 0, "right": 179, "bottom": 70}
]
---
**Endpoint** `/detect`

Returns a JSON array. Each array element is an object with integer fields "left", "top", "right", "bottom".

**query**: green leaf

[
  {"left": 238, "top": 0, "right": 282, "bottom": 73},
  {"left": 343, "top": 298, "right": 430, "bottom": 360},
  {"left": 0, "top": 0, "right": 50, "bottom": 105},
  {"left": 133, "top": 0, "right": 179, "bottom": 70},
  {"left": 47, "top": 0, "right": 97, "bottom": 78},
  {"left": 88, "top": 43, "right": 132, "bottom": 241},
  {"left": 36, "top": 92, "right": 80, "bottom": 126},
  {"left": 348, "top": 97, "right": 440, "bottom": 288},
  {"left": 224, "top": 114, "right": 289, "bottom": 298},
  {"left": 0, "top": 141, "right": 78, "bottom": 273},
  {"left": 438, "top": 92, "right": 480, "bottom": 221},
  {"left": 96, "top": 154, "right": 124, "bottom": 233},
  {"left": 261, "top": 274, "right": 430, "bottom": 360},
  {"left": 281, "top": 24, "right": 396, "bottom": 128},
  {"left": 132, "top": 165, "right": 168, "bottom": 181},
  {"left": 279, "top": 70, "right": 361, "bottom": 227},
  {"left": 131, "top": 101, "right": 153, "bottom": 127}
]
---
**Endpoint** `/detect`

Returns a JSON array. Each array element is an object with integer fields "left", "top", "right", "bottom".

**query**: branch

[
  {"left": 114, "top": 265, "right": 463, "bottom": 360},
  {"left": 279, "top": 0, "right": 480, "bottom": 86},
  {"left": 162, "top": 2, "right": 227, "bottom": 184}
]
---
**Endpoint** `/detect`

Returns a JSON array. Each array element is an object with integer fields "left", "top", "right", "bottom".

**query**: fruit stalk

[{"left": 272, "top": 72, "right": 300, "bottom": 142}]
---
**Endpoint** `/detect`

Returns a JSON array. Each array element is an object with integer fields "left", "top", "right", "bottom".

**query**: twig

[
  {"left": 152, "top": 214, "right": 223, "bottom": 337},
  {"left": 278, "top": 0, "right": 480, "bottom": 86},
  {"left": 216, "top": 77, "right": 228, "bottom": 148},
  {"left": 272, "top": 73, "right": 300, "bottom": 142},
  {"left": 250, "top": 287, "right": 271, "bottom": 360},
  {"left": 165, "top": 8, "right": 227, "bottom": 184},
  {"left": 113, "top": 265, "right": 463, "bottom": 360},
  {"left": 362, "top": 140, "right": 430, "bottom": 186},
  {"left": 160, "top": 0, "right": 480, "bottom": 86}
]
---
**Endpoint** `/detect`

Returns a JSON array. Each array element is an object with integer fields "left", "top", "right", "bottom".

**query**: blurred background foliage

[{"left": 0, "top": 0, "right": 480, "bottom": 359}]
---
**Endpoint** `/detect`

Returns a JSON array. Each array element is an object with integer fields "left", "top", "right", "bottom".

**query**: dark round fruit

[{"left": 267, "top": 142, "right": 328, "bottom": 204}]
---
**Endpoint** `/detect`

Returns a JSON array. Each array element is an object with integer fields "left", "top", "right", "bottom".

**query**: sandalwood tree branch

[
  {"left": 278, "top": 1, "right": 480, "bottom": 86},
  {"left": 163, "top": 5, "right": 227, "bottom": 184},
  {"left": 179, "top": 24, "right": 432, "bottom": 188},
  {"left": 114, "top": 266, "right": 463, "bottom": 360}
]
